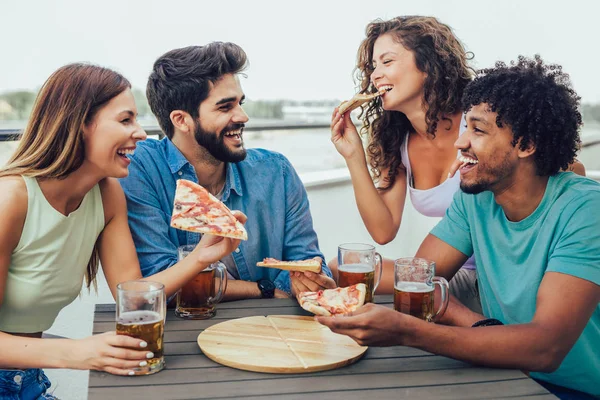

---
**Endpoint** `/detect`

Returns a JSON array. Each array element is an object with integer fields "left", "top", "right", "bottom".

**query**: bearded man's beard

[{"left": 194, "top": 122, "right": 247, "bottom": 163}]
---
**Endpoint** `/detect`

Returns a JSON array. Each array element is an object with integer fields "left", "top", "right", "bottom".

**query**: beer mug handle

[
  {"left": 208, "top": 263, "right": 228, "bottom": 305},
  {"left": 432, "top": 276, "right": 449, "bottom": 322},
  {"left": 373, "top": 252, "right": 383, "bottom": 292}
]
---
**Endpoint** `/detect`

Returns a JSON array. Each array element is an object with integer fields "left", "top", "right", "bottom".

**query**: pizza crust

[
  {"left": 300, "top": 300, "right": 333, "bottom": 317},
  {"left": 170, "top": 220, "right": 247, "bottom": 240},
  {"left": 256, "top": 257, "right": 322, "bottom": 273},
  {"left": 338, "top": 88, "right": 388, "bottom": 115}
]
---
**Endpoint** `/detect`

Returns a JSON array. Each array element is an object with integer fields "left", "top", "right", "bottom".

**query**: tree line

[
  {"left": 1, "top": 88, "right": 599, "bottom": 124},
  {"left": 0, "top": 88, "right": 289, "bottom": 121}
]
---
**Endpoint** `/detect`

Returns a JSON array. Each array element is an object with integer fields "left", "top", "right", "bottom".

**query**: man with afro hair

[{"left": 318, "top": 55, "right": 599, "bottom": 398}]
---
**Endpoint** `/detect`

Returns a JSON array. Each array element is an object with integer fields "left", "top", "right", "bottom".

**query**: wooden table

[{"left": 89, "top": 296, "right": 555, "bottom": 399}]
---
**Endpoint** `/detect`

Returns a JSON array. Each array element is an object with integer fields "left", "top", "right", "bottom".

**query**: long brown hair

[
  {"left": 356, "top": 16, "right": 474, "bottom": 189},
  {"left": 0, "top": 63, "right": 131, "bottom": 288}
]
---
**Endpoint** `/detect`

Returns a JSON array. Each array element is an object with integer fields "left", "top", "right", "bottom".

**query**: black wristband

[{"left": 472, "top": 318, "right": 504, "bottom": 327}]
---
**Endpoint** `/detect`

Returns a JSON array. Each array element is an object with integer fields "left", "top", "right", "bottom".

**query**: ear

[
  {"left": 169, "top": 110, "right": 194, "bottom": 135},
  {"left": 81, "top": 121, "right": 93, "bottom": 141},
  {"left": 516, "top": 138, "right": 536, "bottom": 159}
]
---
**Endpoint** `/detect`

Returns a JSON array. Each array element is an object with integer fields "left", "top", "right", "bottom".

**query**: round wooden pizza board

[{"left": 197, "top": 315, "right": 368, "bottom": 374}]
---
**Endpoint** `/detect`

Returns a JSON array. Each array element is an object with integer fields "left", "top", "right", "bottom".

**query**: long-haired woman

[{"left": 0, "top": 63, "right": 243, "bottom": 398}]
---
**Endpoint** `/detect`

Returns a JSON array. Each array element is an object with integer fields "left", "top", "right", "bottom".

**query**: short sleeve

[
  {"left": 547, "top": 193, "right": 600, "bottom": 285},
  {"left": 430, "top": 191, "right": 474, "bottom": 258}
]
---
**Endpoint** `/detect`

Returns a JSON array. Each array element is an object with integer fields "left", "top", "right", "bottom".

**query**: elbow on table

[{"left": 530, "top": 345, "right": 568, "bottom": 373}]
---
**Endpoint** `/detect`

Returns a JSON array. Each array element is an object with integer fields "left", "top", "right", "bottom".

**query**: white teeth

[
  {"left": 117, "top": 149, "right": 135, "bottom": 156},
  {"left": 225, "top": 130, "right": 242, "bottom": 137},
  {"left": 379, "top": 85, "right": 393, "bottom": 92},
  {"left": 458, "top": 155, "right": 478, "bottom": 164}
]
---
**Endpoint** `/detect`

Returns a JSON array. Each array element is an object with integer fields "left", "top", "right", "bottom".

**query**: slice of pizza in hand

[
  {"left": 256, "top": 257, "right": 322, "bottom": 273},
  {"left": 298, "top": 283, "right": 367, "bottom": 317},
  {"left": 170, "top": 179, "right": 248, "bottom": 240},
  {"left": 338, "top": 87, "right": 391, "bottom": 115}
]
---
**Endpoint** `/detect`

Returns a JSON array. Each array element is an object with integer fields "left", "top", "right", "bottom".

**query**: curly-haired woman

[{"left": 330, "top": 16, "right": 584, "bottom": 311}]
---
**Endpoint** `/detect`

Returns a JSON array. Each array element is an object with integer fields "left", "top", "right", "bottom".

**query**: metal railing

[
  {"left": 3, "top": 122, "right": 600, "bottom": 180},
  {"left": 0, "top": 121, "right": 333, "bottom": 142}
]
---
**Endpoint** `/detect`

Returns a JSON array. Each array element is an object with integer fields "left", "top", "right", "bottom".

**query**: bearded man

[{"left": 120, "top": 42, "right": 334, "bottom": 301}]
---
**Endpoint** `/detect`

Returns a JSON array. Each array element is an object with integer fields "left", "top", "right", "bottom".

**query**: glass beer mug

[
  {"left": 394, "top": 257, "right": 449, "bottom": 322},
  {"left": 116, "top": 280, "right": 166, "bottom": 375},
  {"left": 175, "top": 245, "right": 228, "bottom": 320},
  {"left": 337, "top": 243, "right": 383, "bottom": 303}
]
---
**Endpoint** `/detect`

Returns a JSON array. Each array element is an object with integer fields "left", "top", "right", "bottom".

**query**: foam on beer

[
  {"left": 117, "top": 310, "right": 162, "bottom": 324},
  {"left": 394, "top": 282, "right": 433, "bottom": 293},
  {"left": 338, "top": 263, "right": 374, "bottom": 272}
]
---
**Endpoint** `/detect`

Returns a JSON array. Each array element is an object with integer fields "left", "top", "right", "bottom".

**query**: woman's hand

[
  {"left": 65, "top": 332, "right": 153, "bottom": 375},
  {"left": 331, "top": 108, "right": 365, "bottom": 161},
  {"left": 192, "top": 211, "right": 247, "bottom": 265}
]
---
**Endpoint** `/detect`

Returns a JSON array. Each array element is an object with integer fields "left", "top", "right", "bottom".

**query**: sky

[{"left": 1, "top": 0, "right": 599, "bottom": 103}]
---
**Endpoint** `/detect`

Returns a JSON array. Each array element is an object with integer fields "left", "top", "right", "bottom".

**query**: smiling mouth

[
  {"left": 223, "top": 129, "right": 243, "bottom": 141},
  {"left": 458, "top": 155, "right": 478, "bottom": 172},
  {"left": 117, "top": 148, "right": 135, "bottom": 159},
  {"left": 378, "top": 85, "right": 393, "bottom": 94}
]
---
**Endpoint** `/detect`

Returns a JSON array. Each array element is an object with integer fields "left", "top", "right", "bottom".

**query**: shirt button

[
  {"left": 234, "top": 248, "right": 240, "bottom": 253},
  {"left": 14, "top": 375, "right": 22, "bottom": 384},
  {"left": 178, "top": 171, "right": 183, "bottom": 176}
]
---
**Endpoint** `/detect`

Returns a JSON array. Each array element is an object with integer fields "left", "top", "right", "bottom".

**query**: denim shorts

[{"left": 0, "top": 369, "right": 56, "bottom": 400}]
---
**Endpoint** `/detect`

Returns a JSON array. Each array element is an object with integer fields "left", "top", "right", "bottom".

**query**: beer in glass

[
  {"left": 116, "top": 280, "right": 166, "bottom": 375},
  {"left": 337, "top": 243, "right": 382, "bottom": 303},
  {"left": 175, "top": 245, "right": 228, "bottom": 319},
  {"left": 394, "top": 258, "right": 448, "bottom": 322}
]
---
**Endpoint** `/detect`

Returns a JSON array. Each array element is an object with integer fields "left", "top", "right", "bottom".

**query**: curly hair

[
  {"left": 356, "top": 16, "right": 474, "bottom": 189},
  {"left": 462, "top": 55, "right": 582, "bottom": 176}
]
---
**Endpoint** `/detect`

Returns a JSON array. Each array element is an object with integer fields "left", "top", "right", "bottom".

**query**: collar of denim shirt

[{"left": 164, "top": 138, "right": 243, "bottom": 202}]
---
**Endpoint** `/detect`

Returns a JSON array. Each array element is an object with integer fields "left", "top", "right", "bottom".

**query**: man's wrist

[
  {"left": 439, "top": 296, "right": 484, "bottom": 327},
  {"left": 399, "top": 313, "right": 425, "bottom": 347},
  {"left": 257, "top": 279, "right": 276, "bottom": 299}
]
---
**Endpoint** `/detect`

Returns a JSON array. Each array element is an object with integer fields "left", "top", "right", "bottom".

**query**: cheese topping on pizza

[
  {"left": 171, "top": 179, "right": 248, "bottom": 240},
  {"left": 298, "top": 283, "right": 367, "bottom": 316}
]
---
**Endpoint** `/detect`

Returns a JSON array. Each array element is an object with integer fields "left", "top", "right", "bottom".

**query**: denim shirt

[{"left": 119, "top": 138, "right": 330, "bottom": 294}]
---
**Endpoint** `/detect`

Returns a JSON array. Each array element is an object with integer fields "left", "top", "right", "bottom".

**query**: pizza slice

[
  {"left": 170, "top": 179, "right": 248, "bottom": 240},
  {"left": 256, "top": 257, "right": 322, "bottom": 273},
  {"left": 298, "top": 283, "right": 367, "bottom": 317},
  {"left": 338, "top": 87, "right": 391, "bottom": 115}
]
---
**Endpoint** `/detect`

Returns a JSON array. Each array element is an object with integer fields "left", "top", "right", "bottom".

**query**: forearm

[
  {"left": 437, "top": 294, "right": 484, "bottom": 327},
  {"left": 222, "top": 280, "right": 262, "bottom": 301},
  {"left": 406, "top": 321, "right": 561, "bottom": 372},
  {"left": 143, "top": 257, "right": 211, "bottom": 299},
  {"left": 0, "top": 333, "right": 73, "bottom": 369},
  {"left": 346, "top": 157, "right": 399, "bottom": 243}
]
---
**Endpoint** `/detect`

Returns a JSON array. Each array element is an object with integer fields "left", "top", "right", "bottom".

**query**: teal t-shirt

[{"left": 431, "top": 172, "right": 600, "bottom": 395}]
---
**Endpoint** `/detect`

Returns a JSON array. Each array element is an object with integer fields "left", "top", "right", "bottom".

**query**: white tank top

[{"left": 400, "top": 115, "right": 476, "bottom": 269}]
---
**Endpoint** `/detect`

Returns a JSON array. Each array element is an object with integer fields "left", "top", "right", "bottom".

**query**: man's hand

[
  {"left": 316, "top": 303, "right": 419, "bottom": 346},
  {"left": 192, "top": 211, "right": 247, "bottom": 266},
  {"left": 290, "top": 268, "right": 336, "bottom": 297}
]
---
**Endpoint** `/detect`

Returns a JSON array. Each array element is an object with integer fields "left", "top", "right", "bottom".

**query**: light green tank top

[{"left": 0, "top": 176, "right": 105, "bottom": 333}]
